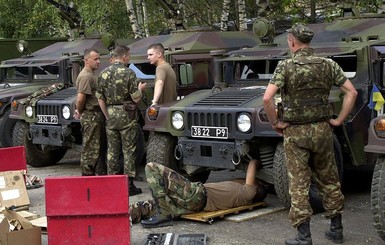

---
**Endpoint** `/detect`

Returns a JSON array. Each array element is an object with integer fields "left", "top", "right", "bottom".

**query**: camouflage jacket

[{"left": 270, "top": 48, "right": 347, "bottom": 124}]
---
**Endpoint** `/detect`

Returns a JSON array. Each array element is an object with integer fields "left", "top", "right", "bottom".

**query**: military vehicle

[
  {"left": 143, "top": 4, "right": 385, "bottom": 210},
  {"left": 9, "top": 0, "right": 261, "bottom": 167},
  {"left": 365, "top": 116, "right": 385, "bottom": 241},
  {"left": 0, "top": 0, "right": 96, "bottom": 148},
  {"left": 0, "top": 37, "right": 67, "bottom": 61}
]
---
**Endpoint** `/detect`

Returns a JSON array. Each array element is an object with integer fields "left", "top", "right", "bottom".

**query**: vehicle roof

[
  {"left": 128, "top": 31, "right": 261, "bottom": 63},
  {"left": 0, "top": 38, "right": 109, "bottom": 68},
  {"left": 223, "top": 16, "right": 385, "bottom": 61}
]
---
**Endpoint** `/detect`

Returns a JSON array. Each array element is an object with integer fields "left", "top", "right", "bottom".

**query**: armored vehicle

[
  {"left": 144, "top": 6, "right": 385, "bottom": 209},
  {"left": 5, "top": 38, "right": 111, "bottom": 164},
  {"left": 9, "top": 30, "right": 260, "bottom": 167},
  {"left": 0, "top": 0, "right": 100, "bottom": 149},
  {"left": 364, "top": 116, "right": 385, "bottom": 241},
  {"left": 0, "top": 37, "right": 67, "bottom": 62}
]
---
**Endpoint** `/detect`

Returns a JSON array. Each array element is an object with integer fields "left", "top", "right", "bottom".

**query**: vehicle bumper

[
  {"left": 176, "top": 138, "right": 247, "bottom": 170},
  {"left": 30, "top": 124, "right": 71, "bottom": 146}
]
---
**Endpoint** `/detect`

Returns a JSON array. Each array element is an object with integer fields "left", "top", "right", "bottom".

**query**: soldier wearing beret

[{"left": 263, "top": 23, "right": 357, "bottom": 244}]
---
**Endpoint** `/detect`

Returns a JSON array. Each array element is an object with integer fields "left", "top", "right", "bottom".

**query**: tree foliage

[{"left": 0, "top": 0, "right": 384, "bottom": 39}]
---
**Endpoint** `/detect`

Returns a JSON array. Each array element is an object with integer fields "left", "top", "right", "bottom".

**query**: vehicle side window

[{"left": 179, "top": 62, "right": 209, "bottom": 86}]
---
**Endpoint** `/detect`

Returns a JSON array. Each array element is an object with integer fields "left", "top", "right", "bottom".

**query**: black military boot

[
  {"left": 129, "top": 178, "right": 142, "bottom": 196},
  {"left": 325, "top": 214, "right": 343, "bottom": 244},
  {"left": 285, "top": 221, "right": 313, "bottom": 245},
  {"left": 141, "top": 199, "right": 173, "bottom": 228}
]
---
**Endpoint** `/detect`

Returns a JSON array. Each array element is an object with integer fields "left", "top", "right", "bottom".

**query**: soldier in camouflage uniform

[
  {"left": 139, "top": 160, "right": 266, "bottom": 228},
  {"left": 96, "top": 45, "right": 146, "bottom": 196},
  {"left": 74, "top": 48, "right": 107, "bottom": 176},
  {"left": 263, "top": 23, "right": 357, "bottom": 245}
]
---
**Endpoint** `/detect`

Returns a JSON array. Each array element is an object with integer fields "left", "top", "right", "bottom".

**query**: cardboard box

[
  {"left": 0, "top": 209, "right": 41, "bottom": 245},
  {"left": 0, "top": 171, "right": 30, "bottom": 210}
]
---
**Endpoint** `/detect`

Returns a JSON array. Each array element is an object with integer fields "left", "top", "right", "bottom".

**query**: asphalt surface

[{"left": 26, "top": 150, "right": 384, "bottom": 245}]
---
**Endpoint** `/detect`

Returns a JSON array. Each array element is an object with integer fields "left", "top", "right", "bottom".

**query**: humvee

[
  {"left": 0, "top": 0, "right": 103, "bottom": 149},
  {"left": 143, "top": 5, "right": 385, "bottom": 211},
  {"left": 365, "top": 116, "right": 385, "bottom": 241},
  {"left": 9, "top": 30, "right": 260, "bottom": 167}
]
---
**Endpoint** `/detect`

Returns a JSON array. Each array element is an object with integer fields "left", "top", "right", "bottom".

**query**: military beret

[{"left": 286, "top": 23, "right": 314, "bottom": 43}]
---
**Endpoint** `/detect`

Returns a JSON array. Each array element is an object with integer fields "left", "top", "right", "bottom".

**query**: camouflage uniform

[
  {"left": 96, "top": 61, "right": 141, "bottom": 177},
  {"left": 145, "top": 162, "right": 206, "bottom": 218},
  {"left": 270, "top": 47, "right": 346, "bottom": 227},
  {"left": 76, "top": 68, "right": 107, "bottom": 176}
]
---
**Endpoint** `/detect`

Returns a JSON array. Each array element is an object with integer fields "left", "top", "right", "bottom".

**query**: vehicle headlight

[
  {"left": 26, "top": 106, "right": 33, "bottom": 118},
  {"left": 172, "top": 111, "right": 184, "bottom": 130},
  {"left": 62, "top": 105, "right": 71, "bottom": 119},
  {"left": 374, "top": 117, "right": 385, "bottom": 138},
  {"left": 237, "top": 113, "right": 251, "bottom": 132}
]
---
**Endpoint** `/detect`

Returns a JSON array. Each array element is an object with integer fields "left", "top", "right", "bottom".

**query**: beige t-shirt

[
  {"left": 156, "top": 62, "right": 177, "bottom": 104},
  {"left": 203, "top": 181, "right": 257, "bottom": 212},
  {"left": 76, "top": 68, "right": 99, "bottom": 111}
]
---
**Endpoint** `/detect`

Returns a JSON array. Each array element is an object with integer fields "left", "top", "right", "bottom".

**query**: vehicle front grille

[
  {"left": 37, "top": 104, "right": 60, "bottom": 116},
  {"left": 187, "top": 112, "right": 233, "bottom": 128}
]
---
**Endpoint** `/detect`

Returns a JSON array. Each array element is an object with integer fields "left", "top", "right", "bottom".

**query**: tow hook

[{"left": 232, "top": 150, "right": 241, "bottom": 165}]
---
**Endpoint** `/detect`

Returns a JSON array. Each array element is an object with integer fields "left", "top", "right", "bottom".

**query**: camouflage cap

[{"left": 286, "top": 23, "right": 314, "bottom": 43}]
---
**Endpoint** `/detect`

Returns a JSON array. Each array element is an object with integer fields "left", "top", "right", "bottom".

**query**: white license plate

[
  {"left": 37, "top": 115, "right": 59, "bottom": 124},
  {"left": 191, "top": 126, "right": 228, "bottom": 139}
]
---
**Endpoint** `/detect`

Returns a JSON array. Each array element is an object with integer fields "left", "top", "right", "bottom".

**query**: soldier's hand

[
  {"left": 329, "top": 118, "right": 342, "bottom": 127},
  {"left": 272, "top": 121, "right": 289, "bottom": 136},
  {"left": 138, "top": 82, "right": 146, "bottom": 91},
  {"left": 73, "top": 109, "right": 81, "bottom": 120}
]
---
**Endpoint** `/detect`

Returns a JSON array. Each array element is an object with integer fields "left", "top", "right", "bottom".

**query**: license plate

[
  {"left": 37, "top": 115, "right": 59, "bottom": 124},
  {"left": 191, "top": 126, "right": 228, "bottom": 139}
]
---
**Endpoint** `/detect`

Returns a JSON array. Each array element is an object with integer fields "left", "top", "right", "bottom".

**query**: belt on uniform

[{"left": 108, "top": 104, "right": 124, "bottom": 108}]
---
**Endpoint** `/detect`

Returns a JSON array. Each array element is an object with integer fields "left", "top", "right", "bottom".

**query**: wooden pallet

[{"left": 181, "top": 201, "right": 267, "bottom": 224}]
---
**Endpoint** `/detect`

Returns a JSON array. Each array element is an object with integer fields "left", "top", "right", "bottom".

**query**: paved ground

[{"left": 26, "top": 151, "right": 384, "bottom": 245}]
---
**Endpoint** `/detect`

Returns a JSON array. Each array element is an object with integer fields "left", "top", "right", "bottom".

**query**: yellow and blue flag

[{"left": 368, "top": 83, "right": 385, "bottom": 111}]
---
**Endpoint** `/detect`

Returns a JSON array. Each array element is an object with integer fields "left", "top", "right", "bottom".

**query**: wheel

[
  {"left": 146, "top": 132, "right": 210, "bottom": 183},
  {"left": 273, "top": 135, "right": 344, "bottom": 212},
  {"left": 371, "top": 157, "right": 385, "bottom": 241},
  {"left": 273, "top": 142, "right": 291, "bottom": 208},
  {"left": 147, "top": 132, "right": 178, "bottom": 169},
  {"left": 0, "top": 109, "right": 18, "bottom": 147},
  {"left": 12, "top": 121, "right": 67, "bottom": 167}
]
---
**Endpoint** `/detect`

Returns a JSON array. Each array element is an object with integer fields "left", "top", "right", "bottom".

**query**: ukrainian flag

[{"left": 368, "top": 84, "right": 385, "bottom": 111}]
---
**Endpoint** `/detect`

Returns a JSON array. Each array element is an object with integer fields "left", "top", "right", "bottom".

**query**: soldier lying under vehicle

[{"left": 130, "top": 160, "right": 267, "bottom": 228}]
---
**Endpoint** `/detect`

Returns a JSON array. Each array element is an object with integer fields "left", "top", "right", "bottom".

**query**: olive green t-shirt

[
  {"left": 156, "top": 62, "right": 177, "bottom": 104},
  {"left": 76, "top": 68, "right": 99, "bottom": 111},
  {"left": 203, "top": 181, "right": 257, "bottom": 212}
]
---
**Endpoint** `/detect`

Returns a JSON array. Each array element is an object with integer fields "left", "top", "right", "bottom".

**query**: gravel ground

[{"left": 25, "top": 150, "right": 384, "bottom": 245}]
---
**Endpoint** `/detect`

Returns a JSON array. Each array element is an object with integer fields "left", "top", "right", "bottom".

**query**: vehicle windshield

[
  {"left": 3, "top": 64, "right": 59, "bottom": 83},
  {"left": 228, "top": 53, "right": 357, "bottom": 85}
]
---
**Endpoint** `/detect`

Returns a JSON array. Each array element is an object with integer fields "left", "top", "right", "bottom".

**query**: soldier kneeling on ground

[{"left": 130, "top": 159, "right": 267, "bottom": 228}]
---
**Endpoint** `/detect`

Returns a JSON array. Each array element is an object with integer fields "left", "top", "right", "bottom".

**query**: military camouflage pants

[
  {"left": 80, "top": 110, "right": 107, "bottom": 175},
  {"left": 283, "top": 121, "right": 344, "bottom": 227},
  {"left": 106, "top": 106, "right": 138, "bottom": 177},
  {"left": 145, "top": 162, "right": 206, "bottom": 218}
]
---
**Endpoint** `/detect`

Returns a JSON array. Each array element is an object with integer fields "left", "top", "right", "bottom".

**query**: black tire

[
  {"left": 0, "top": 109, "right": 18, "bottom": 147},
  {"left": 273, "top": 142, "right": 291, "bottom": 208},
  {"left": 146, "top": 132, "right": 210, "bottom": 183},
  {"left": 371, "top": 157, "right": 385, "bottom": 241},
  {"left": 273, "top": 135, "right": 344, "bottom": 212},
  {"left": 12, "top": 121, "right": 67, "bottom": 167},
  {"left": 147, "top": 132, "right": 178, "bottom": 169}
]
